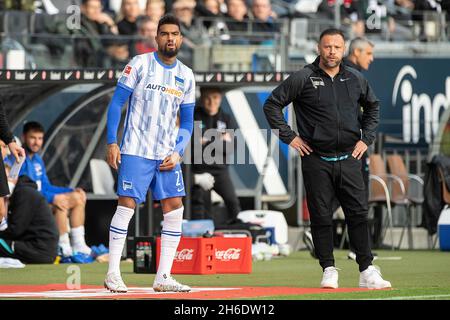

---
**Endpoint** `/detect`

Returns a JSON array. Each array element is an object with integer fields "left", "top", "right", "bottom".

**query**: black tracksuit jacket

[
  {"left": 0, "top": 176, "right": 59, "bottom": 263},
  {"left": 263, "top": 56, "right": 379, "bottom": 157},
  {"left": 192, "top": 107, "right": 237, "bottom": 172}
]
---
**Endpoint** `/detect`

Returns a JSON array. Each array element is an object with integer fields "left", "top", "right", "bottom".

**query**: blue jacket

[{"left": 6, "top": 152, "right": 73, "bottom": 204}]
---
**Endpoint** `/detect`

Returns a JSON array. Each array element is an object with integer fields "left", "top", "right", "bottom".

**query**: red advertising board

[{"left": 156, "top": 236, "right": 252, "bottom": 274}]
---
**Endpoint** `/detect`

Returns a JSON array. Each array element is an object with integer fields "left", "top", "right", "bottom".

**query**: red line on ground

[{"left": 0, "top": 284, "right": 374, "bottom": 299}]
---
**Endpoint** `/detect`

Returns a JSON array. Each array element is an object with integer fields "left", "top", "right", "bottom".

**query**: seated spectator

[
  {"left": 191, "top": 87, "right": 241, "bottom": 225},
  {"left": 413, "top": 0, "right": 445, "bottom": 40},
  {"left": 118, "top": 0, "right": 142, "bottom": 35},
  {"left": 0, "top": 139, "right": 59, "bottom": 264},
  {"left": 73, "top": 0, "right": 120, "bottom": 67},
  {"left": 203, "top": 0, "right": 221, "bottom": 14},
  {"left": 195, "top": 0, "right": 231, "bottom": 38},
  {"left": 251, "top": 0, "right": 279, "bottom": 43},
  {"left": 173, "top": 0, "right": 205, "bottom": 43},
  {"left": 133, "top": 15, "right": 158, "bottom": 54},
  {"left": 6, "top": 122, "right": 91, "bottom": 258},
  {"left": 146, "top": 0, "right": 166, "bottom": 21},
  {"left": 196, "top": 0, "right": 221, "bottom": 28},
  {"left": 172, "top": 0, "right": 207, "bottom": 65},
  {"left": 222, "top": 0, "right": 252, "bottom": 43},
  {"left": 109, "top": 0, "right": 147, "bottom": 15},
  {"left": 225, "top": 0, "right": 250, "bottom": 32}
]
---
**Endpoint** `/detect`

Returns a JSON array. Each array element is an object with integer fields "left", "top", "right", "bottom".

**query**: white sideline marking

[
  {"left": 0, "top": 287, "right": 240, "bottom": 298},
  {"left": 366, "top": 294, "right": 450, "bottom": 300}
]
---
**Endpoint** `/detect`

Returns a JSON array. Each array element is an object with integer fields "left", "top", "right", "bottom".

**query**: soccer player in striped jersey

[{"left": 104, "top": 14, "right": 196, "bottom": 293}]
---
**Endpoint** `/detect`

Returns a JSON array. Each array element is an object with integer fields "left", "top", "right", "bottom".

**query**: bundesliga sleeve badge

[{"left": 123, "top": 65, "right": 132, "bottom": 77}]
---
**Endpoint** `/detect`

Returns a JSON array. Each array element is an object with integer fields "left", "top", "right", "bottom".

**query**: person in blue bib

[{"left": 6, "top": 121, "right": 91, "bottom": 258}]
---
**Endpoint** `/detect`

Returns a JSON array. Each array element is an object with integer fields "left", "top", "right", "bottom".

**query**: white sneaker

[
  {"left": 321, "top": 266, "right": 339, "bottom": 289},
  {"left": 104, "top": 272, "right": 128, "bottom": 293},
  {"left": 347, "top": 251, "right": 356, "bottom": 261},
  {"left": 359, "top": 265, "right": 392, "bottom": 289},
  {"left": 153, "top": 274, "right": 191, "bottom": 292},
  {"left": 72, "top": 243, "right": 92, "bottom": 256},
  {"left": 59, "top": 243, "right": 73, "bottom": 257}
]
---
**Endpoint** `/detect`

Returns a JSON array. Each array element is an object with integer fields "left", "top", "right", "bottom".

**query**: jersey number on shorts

[{"left": 175, "top": 170, "right": 184, "bottom": 192}]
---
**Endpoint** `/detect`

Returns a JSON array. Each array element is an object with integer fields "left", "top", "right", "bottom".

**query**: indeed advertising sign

[{"left": 365, "top": 58, "right": 450, "bottom": 146}]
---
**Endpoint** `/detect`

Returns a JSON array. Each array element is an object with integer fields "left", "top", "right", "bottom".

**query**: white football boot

[
  {"left": 153, "top": 274, "right": 191, "bottom": 292},
  {"left": 104, "top": 272, "right": 128, "bottom": 293}
]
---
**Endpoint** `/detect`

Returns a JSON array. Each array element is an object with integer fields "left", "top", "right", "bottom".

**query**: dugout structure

[{"left": 0, "top": 70, "right": 299, "bottom": 247}]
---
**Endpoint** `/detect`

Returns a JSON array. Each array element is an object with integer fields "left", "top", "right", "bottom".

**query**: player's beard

[{"left": 160, "top": 46, "right": 179, "bottom": 58}]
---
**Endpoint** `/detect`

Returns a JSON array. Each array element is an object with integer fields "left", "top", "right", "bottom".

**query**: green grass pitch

[{"left": 1, "top": 250, "right": 449, "bottom": 300}]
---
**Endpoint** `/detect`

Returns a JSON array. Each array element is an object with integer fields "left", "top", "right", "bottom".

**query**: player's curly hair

[{"left": 157, "top": 14, "right": 181, "bottom": 34}]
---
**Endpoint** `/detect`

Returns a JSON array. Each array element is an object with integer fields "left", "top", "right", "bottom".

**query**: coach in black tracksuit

[
  {"left": 191, "top": 87, "right": 241, "bottom": 224},
  {"left": 0, "top": 176, "right": 59, "bottom": 264},
  {"left": 263, "top": 30, "right": 379, "bottom": 273}
]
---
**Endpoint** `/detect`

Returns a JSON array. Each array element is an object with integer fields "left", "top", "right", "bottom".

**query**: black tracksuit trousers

[
  {"left": 0, "top": 239, "right": 56, "bottom": 264},
  {"left": 302, "top": 153, "right": 373, "bottom": 272},
  {"left": 191, "top": 168, "right": 241, "bottom": 224}
]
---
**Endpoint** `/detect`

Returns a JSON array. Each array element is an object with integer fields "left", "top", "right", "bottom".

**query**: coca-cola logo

[
  {"left": 175, "top": 248, "right": 194, "bottom": 261},
  {"left": 215, "top": 248, "right": 241, "bottom": 261}
]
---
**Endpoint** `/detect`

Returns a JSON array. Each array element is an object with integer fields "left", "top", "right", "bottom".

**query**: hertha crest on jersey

[{"left": 174, "top": 76, "right": 185, "bottom": 90}]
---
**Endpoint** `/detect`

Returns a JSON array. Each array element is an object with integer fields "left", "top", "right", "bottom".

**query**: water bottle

[
  {"left": 143, "top": 242, "right": 151, "bottom": 270},
  {"left": 136, "top": 242, "right": 144, "bottom": 269},
  {"left": 8, "top": 156, "right": 25, "bottom": 179}
]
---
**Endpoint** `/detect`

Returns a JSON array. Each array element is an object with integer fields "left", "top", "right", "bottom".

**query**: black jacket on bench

[
  {"left": 422, "top": 155, "right": 450, "bottom": 235},
  {"left": 0, "top": 176, "right": 58, "bottom": 263}
]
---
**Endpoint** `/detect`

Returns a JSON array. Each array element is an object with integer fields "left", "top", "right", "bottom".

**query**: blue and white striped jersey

[{"left": 117, "top": 51, "right": 196, "bottom": 160}]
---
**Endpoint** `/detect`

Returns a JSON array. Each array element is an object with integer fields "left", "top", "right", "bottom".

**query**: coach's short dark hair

[
  {"left": 200, "top": 86, "right": 222, "bottom": 97},
  {"left": 319, "top": 28, "right": 345, "bottom": 42},
  {"left": 23, "top": 121, "right": 45, "bottom": 135},
  {"left": 81, "top": 0, "right": 99, "bottom": 5},
  {"left": 157, "top": 14, "right": 181, "bottom": 34}
]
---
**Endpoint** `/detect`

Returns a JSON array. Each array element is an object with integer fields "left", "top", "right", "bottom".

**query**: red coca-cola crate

[
  {"left": 156, "top": 237, "right": 216, "bottom": 275},
  {"left": 214, "top": 236, "right": 252, "bottom": 274}
]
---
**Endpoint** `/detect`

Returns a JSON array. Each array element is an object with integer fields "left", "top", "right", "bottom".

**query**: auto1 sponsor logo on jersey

[{"left": 146, "top": 83, "right": 183, "bottom": 98}]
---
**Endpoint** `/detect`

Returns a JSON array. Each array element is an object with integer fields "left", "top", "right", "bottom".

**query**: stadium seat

[
  {"left": 386, "top": 154, "right": 424, "bottom": 249},
  {"left": 439, "top": 167, "right": 450, "bottom": 205},
  {"left": 367, "top": 154, "right": 396, "bottom": 250},
  {"left": 89, "top": 158, "right": 115, "bottom": 195},
  {"left": 335, "top": 154, "right": 397, "bottom": 250}
]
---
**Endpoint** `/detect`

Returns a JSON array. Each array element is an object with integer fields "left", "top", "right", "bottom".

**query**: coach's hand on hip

[
  {"left": 107, "top": 143, "right": 121, "bottom": 170},
  {"left": 352, "top": 140, "right": 368, "bottom": 160},
  {"left": 159, "top": 152, "right": 181, "bottom": 171},
  {"left": 290, "top": 136, "right": 313, "bottom": 156}
]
